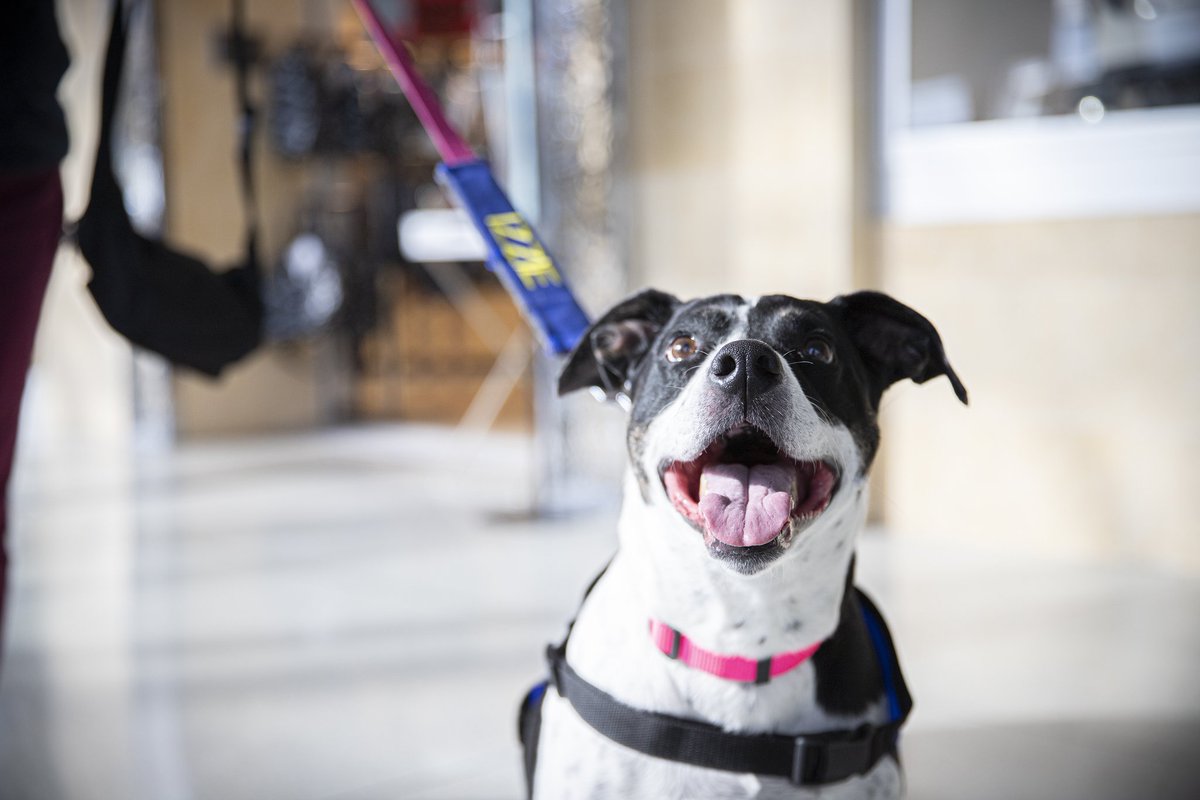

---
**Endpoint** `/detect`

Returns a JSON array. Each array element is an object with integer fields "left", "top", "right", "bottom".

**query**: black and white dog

[{"left": 520, "top": 290, "right": 967, "bottom": 799}]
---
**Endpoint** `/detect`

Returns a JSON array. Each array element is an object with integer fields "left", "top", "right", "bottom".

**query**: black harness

[{"left": 518, "top": 585, "right": 911, "bottom": 796}]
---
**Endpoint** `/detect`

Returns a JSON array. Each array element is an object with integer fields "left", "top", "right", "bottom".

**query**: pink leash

[
  {"left": 649, "top": 619, "right": 822, "bottom": 684},
  {"left": 350, "top": 0, "right": 477, "bottom": 166}
]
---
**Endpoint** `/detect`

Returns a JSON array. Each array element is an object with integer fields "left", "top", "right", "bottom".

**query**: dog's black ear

[
  {"left": 558, "top": 289, "right": 680, "bottom": 398},
  {"left": 830, "top": 290, "right": 968, "bottom": 406}
]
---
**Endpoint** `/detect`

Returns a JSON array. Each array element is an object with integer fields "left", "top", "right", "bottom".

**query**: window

[{"left": 879, "top": 0, "right": 1200, "bottom": 223}]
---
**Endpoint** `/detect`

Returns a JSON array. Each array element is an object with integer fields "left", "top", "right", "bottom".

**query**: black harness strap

[{"left": 546, "top": 644, "right": 904, "bottom": 786}]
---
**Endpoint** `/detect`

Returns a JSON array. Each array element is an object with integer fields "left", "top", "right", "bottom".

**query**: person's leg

[{"left": 0, "top": 168, "right": 63, "bottom": 641}]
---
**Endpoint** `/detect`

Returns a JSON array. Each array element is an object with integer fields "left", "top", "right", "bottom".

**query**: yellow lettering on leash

[{"left": 484, "top": 212, "right": 562, "bottom": 290}]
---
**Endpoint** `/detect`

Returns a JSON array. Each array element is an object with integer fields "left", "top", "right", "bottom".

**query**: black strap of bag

[
  {"left": 90, "top": 0, "right": 260, "bottom": 271},
  {"left": 231, "top": 0, "right": 259, "bottom": 274},
  {"left": 76, "top": 0, "right": 263, "bottom": 377}
]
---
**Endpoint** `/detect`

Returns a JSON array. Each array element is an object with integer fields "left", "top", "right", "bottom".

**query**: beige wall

[
  {"left": 881, "top": 215, "right": 1200, "bottom": 573},
  {"left": 627, "top": 0, "right": 856, "bottom": 299}
]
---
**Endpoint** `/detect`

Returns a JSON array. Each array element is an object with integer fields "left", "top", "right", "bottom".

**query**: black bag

[{"left": 76, "top": 0, "right": 262, "bottom": 378}]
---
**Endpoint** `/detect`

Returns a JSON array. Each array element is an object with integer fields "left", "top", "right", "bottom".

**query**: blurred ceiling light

[
  {"left": 1134, "top": 0, "right": 1158, "bottom": 21},
  {"left": 1078, "top": 95, "right": 1105, "bottom": 123}
]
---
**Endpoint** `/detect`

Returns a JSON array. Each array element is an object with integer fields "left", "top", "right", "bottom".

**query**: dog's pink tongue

[{"left": 698, "top": 463, "right": 795, "bottom": 547}]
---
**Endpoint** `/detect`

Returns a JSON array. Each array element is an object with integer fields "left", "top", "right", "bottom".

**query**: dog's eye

[
  {"left": 666, "top": 335, "right": 699, "bottom": 362},
  {"left": 801, "top": 338, "right": 834, "bottom": 364}
]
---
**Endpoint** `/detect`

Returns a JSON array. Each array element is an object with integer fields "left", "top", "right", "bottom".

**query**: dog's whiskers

[{"left": 807, "top": 396, "right": 835, "bottom": 425}]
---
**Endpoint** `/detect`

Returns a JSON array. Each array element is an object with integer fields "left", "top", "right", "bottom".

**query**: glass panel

[{"left": 910, "top": 0, "right": 1200, "bottom": 126}]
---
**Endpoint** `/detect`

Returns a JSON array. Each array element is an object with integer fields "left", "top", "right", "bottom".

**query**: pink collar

[{"left": 648, "top": 619, "right": 822, "bottom": 684}]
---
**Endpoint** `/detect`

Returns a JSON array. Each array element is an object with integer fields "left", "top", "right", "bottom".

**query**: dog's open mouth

[{"left": 661, "top": 425, "right": 839, "bottom": 554}]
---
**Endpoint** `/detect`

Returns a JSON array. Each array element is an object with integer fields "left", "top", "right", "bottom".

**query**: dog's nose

[{"left": 708, "top": 340, "right": 783, "bottom": 396}]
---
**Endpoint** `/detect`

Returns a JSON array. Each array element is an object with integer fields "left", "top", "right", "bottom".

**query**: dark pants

[{"left": 0, "top": 167, "right": 62, "bottom": 641}]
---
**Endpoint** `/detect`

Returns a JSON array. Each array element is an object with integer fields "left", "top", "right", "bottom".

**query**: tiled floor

[{"left": 1, "top": 426, "right": 1198, "bottom": 799}]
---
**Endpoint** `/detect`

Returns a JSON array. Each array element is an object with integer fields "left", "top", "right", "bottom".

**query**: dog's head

[{"left": 559, "top": 290, "right": 967, "bottom": 576}]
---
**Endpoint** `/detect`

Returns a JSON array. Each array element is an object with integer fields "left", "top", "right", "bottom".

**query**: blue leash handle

[{"left": 437, "top": 160, "right": 591, "bottom": 355}]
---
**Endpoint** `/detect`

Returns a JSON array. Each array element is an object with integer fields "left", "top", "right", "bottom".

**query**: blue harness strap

[
  {"left": 518, "top": 680, "right": 549, "bottom": 798},
  {"left": 855, "top": 587, "right": 912, "bottom": 729},
  {"left": 525, "top": 680, "right": 548, "bottom": 707}
]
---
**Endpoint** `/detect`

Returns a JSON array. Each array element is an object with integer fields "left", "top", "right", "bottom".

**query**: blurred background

[{"left": 2, "top": 0, "right": 1199, "bottom": 798}]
